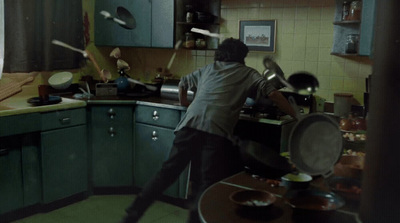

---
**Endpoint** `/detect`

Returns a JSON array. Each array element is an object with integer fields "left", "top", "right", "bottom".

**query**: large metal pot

[{"left": 262, "top": 56, "right": 286, "bottom": 90}]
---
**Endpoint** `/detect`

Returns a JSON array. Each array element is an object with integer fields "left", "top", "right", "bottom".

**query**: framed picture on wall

[{"left": 239, "top": 20, "right": 276, "bottom": 52}]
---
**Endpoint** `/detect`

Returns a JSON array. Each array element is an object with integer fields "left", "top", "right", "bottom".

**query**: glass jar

[
  {"left": 345, "top": 34, "right": 359, "bottom": 54},
  {"left": 342, "top": 1, "right": 350, "bottom": 21},
  {"left": 348, "top": 1, "right": 362, "bottom": 21},
  {"left": 184, "top": 32, "right": 195, "bottom": 49}
]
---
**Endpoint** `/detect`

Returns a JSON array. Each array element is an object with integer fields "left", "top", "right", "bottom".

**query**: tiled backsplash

[{"left": 83, "top": 0, "right": 371, "bottom": 104}]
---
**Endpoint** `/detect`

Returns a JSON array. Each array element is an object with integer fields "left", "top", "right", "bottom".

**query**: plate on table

[{"left": 27, "top": 96, "right": 62, "bottom": 106}]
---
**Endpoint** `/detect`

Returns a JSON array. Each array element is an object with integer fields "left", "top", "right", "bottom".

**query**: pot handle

[{"left": 288, "top": 96, "right": 301, "bottom": 119}]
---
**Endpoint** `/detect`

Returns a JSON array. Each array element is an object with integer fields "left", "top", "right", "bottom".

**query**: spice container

[
  {"left": 342, "top": 1, "right": 350, "bottom": 21},
  {"left": 345, "top": 34, "right": 359, "bottom": 54},
  {"left": 348, "top": 1, "right": 362, "bottom": 21},
  {"left": 184, "top": 32, "right": 195, "bottom": 49}
]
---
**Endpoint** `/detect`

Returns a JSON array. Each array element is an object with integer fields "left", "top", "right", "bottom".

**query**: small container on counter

[
  {"left": 184, "top": 32, "right": 195, "bottom": 49},
  {"left": 195, "top": 38, "right": 206, "bottom": 49},
  {"left": 342, "top": 1, "right": 350, "bottom": 21},
  {"left": 345, "top": 34, "right": 359, "bottom": 54},
  {"left": 348, "top": 1, "right": 362, "bottom": 21}
]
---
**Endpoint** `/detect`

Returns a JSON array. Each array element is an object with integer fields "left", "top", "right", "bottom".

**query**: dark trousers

[{"left": 125, "top": 127, "right": 244, "bottom": 223}]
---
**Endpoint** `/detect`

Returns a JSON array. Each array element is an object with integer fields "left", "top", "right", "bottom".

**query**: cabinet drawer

[
  {"left": 41, "top": 108, "right": 86, "bottom": 131},
  {"left": 135, "top": 105, "right": 181, "bottom": 129},
  {"left": 90, "top": 106, "right": 133, "bottom": 125}
]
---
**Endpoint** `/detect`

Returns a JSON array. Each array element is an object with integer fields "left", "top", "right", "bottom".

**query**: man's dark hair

[{"left": 214, "top": 38, "right": 249, "bottom": 64}]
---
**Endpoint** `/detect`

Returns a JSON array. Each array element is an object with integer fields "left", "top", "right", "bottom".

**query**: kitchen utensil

[
  {"left": 288, "top": 113, "right": 343, "bottom": 177},
  {"left": 48, "top": 71, "right": 73, "bottom": 90},
  {"left": 238, "top": 140, "right": 293, "bottom": 179},
  {"left": 0, "top": 76, "right": 34, "bottom": 101},
  {"left": 160, "top": 79, "right": 194, "bottom": 101},
  {"left": 281, "top": 173, "right": 312, "bottom": 189},
  {"left": 166, "top": 40, "right": 182, "bottom": 71},
  {"left": 101, "top": 69, "right": 112, "bottom": 81},
  {"left": 99, "top": 10, "right": 127, "bottom": 26},
  {"left": 85, "top": 50, "right": 108, "bottom": 83},
  {"left": 127, "top": 78, "right": 157, "bottom": 91},
  {"left": 229, "top": 189, "right": 276, "bottom": 208},
  {"left": 109, "top": 47, "right": 121, "bottom": 58},
  {"left": 51, "top": 40, "right": 88, "bottom": 58},
  {"left": 262, "top": 57, "right": 285, "bottom": 90},
  {"left": 287, "top": 72, "right": 319, "bottom": 95},
  {"left": 116, "top": 7, "right": 136, "bottom": 29},
  {"left": 190, "top": 27, "right": 223, "bottom": 39},
  {"left": 117, "top": 59, "right": 130, "bottom": 71}
]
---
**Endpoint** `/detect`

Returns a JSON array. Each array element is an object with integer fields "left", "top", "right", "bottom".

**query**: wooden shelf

[
  {"left": 330, "top": 52, "right": 367, "bottom": 57},
  {"left": 333, "top": 20, "right": 361, "bottom": 25}
]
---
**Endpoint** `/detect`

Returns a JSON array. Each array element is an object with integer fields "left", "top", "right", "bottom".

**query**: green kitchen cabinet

[
  {"left": 0, "top": 136, "right": 23, "bottom": 215},
  {"left": 331, "top": 0, "right": 376, "bottom": 57},
  {"left": 89, "top": 105, "right": 134, "bottom": 187},
  {"left": 95, "top": 0, "right": 174, "bottom": 48},
  {"left": 134, "top": 105, "right": 189, "bottom": 199},
  {"left": 40, "top": 109, "right": 88, "bottom": 204}
]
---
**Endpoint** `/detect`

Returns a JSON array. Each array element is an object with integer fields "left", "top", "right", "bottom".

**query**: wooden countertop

[{"left": 198, "top": 171, "right": 361, "bottom": 223}]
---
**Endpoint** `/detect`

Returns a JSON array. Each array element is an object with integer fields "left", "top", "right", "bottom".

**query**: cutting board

[{"left": 0, "top": 76, "right": 34, "bottom": 101}]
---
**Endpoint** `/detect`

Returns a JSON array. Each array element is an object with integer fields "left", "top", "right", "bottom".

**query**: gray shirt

[{"left": 175, "top": 61, "right": 276, "bottom": 142}]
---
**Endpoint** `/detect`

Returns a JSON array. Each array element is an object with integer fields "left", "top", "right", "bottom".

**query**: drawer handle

[
  {"left": 108, "top": 108, "right": 116, "bottom": 119},
  {"left": 152, "top": 110, "right": 159, "bottom": 121},
  {"left": 108, "top": 127, "right": 116, "bottom": 137},
  {"left": 0, "top": 148, "right": 9, "bottom": 156},
  {"left": 59, "top": 117, "right": 71, "bottom": 124},
  {"left": 152, "top": 130, "right": 158, "bottom": 141}
]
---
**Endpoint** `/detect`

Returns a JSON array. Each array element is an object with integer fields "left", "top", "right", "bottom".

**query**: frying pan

[
  {"left": 289, "top": 113, "right": 343, "bottom": 177},
  {"left": 117, "top": 7, "right": 136, "bottom": 29}
]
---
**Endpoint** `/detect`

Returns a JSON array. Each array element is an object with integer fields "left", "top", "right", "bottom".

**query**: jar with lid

[
  {"left": 348, "top": 1, "right": 362, "bottom": 21},
  {"left": 341, "top": 1, "right": 350, "bottom": 21},
  {"left": 185, "top": 5, "right": 194, "bottom": 23},
  {"left": 184, "top": 32, "right": 195, "bottom": 49},
  {"left": 345, "top": 34, "right": 359, "bottom": 54}
]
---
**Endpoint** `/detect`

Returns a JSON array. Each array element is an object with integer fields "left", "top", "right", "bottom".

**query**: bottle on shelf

[
  {"left": 342, "top": 1, "right": 350, "bottom": 21},
  {"left": 348, "top": 1, "right": 362, "bottom": 21}
]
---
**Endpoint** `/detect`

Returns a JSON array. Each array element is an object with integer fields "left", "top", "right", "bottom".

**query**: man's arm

[
  {"left": 179, "top": 86, "right": 190, "bottom": 107},
  {"left": 268, "top": 90, "right": 297, "bottom": 118}
]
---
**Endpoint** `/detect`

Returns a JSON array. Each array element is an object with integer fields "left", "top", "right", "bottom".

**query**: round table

[{"left": 198, "top": 171, "right": 360, "bottom": 223}]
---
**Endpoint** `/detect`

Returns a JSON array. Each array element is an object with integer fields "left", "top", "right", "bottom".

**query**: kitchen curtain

[{"left": 3, "top": 0, "right": 84, "bottom": 72}]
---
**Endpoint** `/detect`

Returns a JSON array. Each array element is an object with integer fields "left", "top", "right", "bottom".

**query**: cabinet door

[
  {"left": 91, "top": 106, "right": 133, "bottom": 187},
  {"left": 95, "top": 0, "right": 151, "bottom": 47},
  {"left": 134, "top": 123, "right": 180, "bottom": 198},
  {"left": 41, "top": 125, "right": 88, "bottom": 204},
  {"left": 0, "top": 137, "right": 23, "bottom": 214},
  {"left": 359, "top": 0, "right": 376, "bottom": 56},
  {"left": 151, "top": 0, "right": 174, "bottom": 48},
  {"left": 21, "top": 133, "right": 41, "bottom": 207}
]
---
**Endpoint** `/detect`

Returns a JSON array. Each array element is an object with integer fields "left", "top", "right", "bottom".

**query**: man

[{"left": 121, "top": 38, "right": 296, "bottom": 223}]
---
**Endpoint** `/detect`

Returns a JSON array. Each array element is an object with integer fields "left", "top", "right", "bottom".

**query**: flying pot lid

[{"left": 288, "top": 113, "right": 343, "bottom": 177}]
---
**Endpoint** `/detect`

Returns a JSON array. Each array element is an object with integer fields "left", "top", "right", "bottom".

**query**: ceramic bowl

[
  {"left": 48, "top": 71, "right": 73, "bottom": 90},
  {"left": 229, "top": 189, "right": 276, "bottom": 208},
  {"left": 281, "top": 173, "right": 312, "bottom": 189}
]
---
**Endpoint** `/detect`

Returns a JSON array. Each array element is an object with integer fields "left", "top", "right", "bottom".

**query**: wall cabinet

[
  {"left": 95, "top": 0, "right": 174, "bottom": 48},
  {"left": 40, "top": 109, "right": 88, "bottom": 204},
  {"left": 331, "top": 0, "right": 376, "bottom": 57},
  {"left": 134, "top": 105, "right": 189, "bottom": 199},
  {"left": 89, "top": 105, "right": 134, "bottom": 187}
]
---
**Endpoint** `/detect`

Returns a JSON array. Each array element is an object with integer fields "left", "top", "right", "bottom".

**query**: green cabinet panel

[
  {"left": 359, "top": 0, "right": 376, "bottom": 56},
  {"left": 90, "top": 106, "right": 133, "bottom": 187},
  {"left": 0, "top": 113, "right": 40, "bottom": 137},
  {"left": 41, "top": 125, "right": 88, "bottom": 204},
  {"left": 21, "top": 133, "right": 41, "bottom": 207},
  {"left": 95, "top": 0, "right": 151, "bottom": 47},
  {"left": 134, "top": 123, "right": 180, "bottom": 198},
  {"left": 0, "top": 136, "right": 23, "bottom": 214},
  {"left": 135, "top": 105, "right": 181, "bottom": 129},
  {"left": 41, "top": 108, "right": 86, "bottom": 131},
  {"left": 151, "top": 0, "right": 174, "bottom": 48}
]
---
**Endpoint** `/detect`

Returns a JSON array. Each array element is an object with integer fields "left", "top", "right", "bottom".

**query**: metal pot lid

[{"left": 289, "top": 113, "right": 343, "bottom": 177}]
